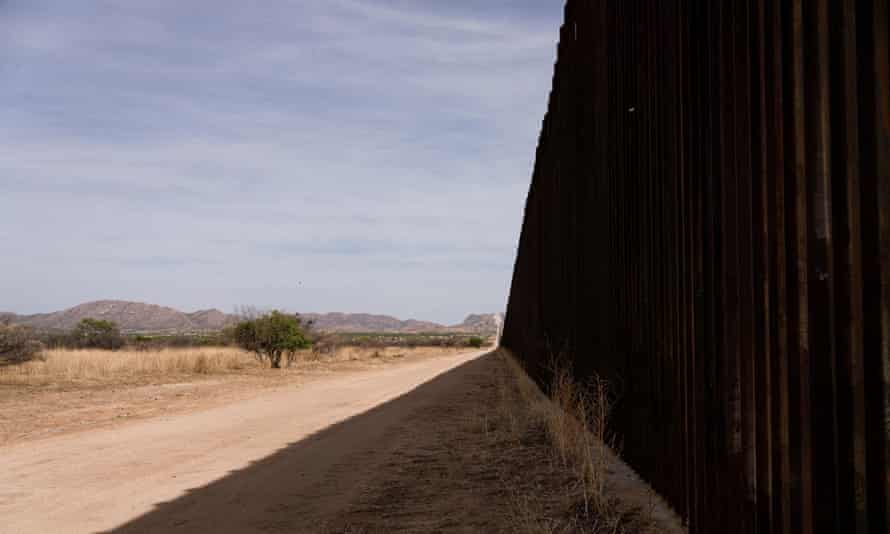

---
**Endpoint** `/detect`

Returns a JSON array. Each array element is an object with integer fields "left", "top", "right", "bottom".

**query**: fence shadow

[{"left": 103, "top": 352, "right": 493, "bottom": 534}]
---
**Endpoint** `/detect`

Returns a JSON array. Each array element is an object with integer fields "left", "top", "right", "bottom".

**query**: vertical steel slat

[
  {"left": 733, "top": 4, "right": 758, "bottom": 529},
  {"left": 783, "top": 1, "right": 815, "bottom": 530},
  {"left": 751, "top": 1, "right": 775, "bottom": 531},
  {"left": 765, "top": 3, "right": 793, "bottom": 531},
  {"left": 861, "top": 1, "right": 890, "bottom": 529},
  {"left": 831, "top": 2, "right": 870, "bottom": 530},
  {"left": 805, "top": 0, "right": 841, "bottom": 530}
]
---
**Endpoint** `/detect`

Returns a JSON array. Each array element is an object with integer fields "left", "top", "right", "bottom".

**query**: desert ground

[
  {"left": 0, "top": 347, "right": 682, "bottom": 534},
  {"left": 0, "top": 346, "right": 464, "bottom": 446},
  {"left": 0, "top": 346, "right": 484, "bottom": 533}
]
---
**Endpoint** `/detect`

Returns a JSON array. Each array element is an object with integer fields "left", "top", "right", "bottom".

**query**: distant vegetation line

[
  {"left": 1, "top": 300, "right": 503, "bottom": 336},
  {"left": 1, "top": 312, "right": 492, "bottom": 367}
]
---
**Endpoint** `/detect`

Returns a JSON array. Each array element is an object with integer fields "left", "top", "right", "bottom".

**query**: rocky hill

[
  {"left": 451, "top": 313, "right": 504, "bottom": 335},
  {"left": 6, "top": 301, "right": 503, "bottom": 335},
  {"left": 300, "top": 313, "right": 502, "bottom": 334},
  {"left": 185, "top": 309, "right": 234, "bottom": 331},
  {"left": 10, "top": 301, "right": 235, "bottom": 334},
  {"left": 301, "top": 313, "right": 442, "bottom": 333}
]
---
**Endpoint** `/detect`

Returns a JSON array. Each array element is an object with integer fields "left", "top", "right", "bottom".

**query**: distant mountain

[
  {"left": 452, "top": 313, "right": 504, "bottom": 335},
  {"left": 185, "top": 309, "right": 234, "bottom": 331},
  {"left": 301, "top": 313, "right": 442, "bottom": 333},
  {"left": 10, "top": 301, "right": 235, "bottom": 334},
  {"left": 301, "top": 312, "right": 503, "bottom": 335},
  {"left": 5, "top": 301, "right": 503, "bottom": 335}
]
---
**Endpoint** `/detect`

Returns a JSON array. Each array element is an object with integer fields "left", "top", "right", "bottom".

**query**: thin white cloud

[{"left": 0, "top": 0, "right": 561, "bottom": 322}]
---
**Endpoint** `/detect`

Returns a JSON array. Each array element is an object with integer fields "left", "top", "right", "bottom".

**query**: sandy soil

[
  {"left": 1, "top": 349, "right": 683, "bottom": 534},
  {"left": 0, "top": 349, "right": 487, "bottom": 534},
  {"left": 0, "top": 347, "right": 459, "bottom": 446}
]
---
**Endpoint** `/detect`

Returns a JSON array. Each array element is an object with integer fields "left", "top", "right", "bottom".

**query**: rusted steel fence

[{"left": 501, "top": 1, "right": 889, "bottom": 532}]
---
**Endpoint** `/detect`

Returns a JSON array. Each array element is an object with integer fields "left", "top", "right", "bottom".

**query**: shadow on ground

[{"left": 103, "top": 352, "right": 494, "bottom": 534}]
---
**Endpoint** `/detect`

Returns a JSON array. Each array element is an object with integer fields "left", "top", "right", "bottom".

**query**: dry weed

[
  {"left": 497, "top": 349, "right": 663, "bottom": 534},
  {"left": 0, "top": 347, "right": 260, "bottom": 385},
  {"left": 544, "top": 359, "right": 617, "bottom": 517},
  {"left": 0, "top": 345, "right": 464, "bottom": 387}
]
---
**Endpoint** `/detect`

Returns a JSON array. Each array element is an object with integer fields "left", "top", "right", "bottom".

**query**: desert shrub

[
  {"left": 71, "top": 318, "right": 125, "bottom": 350},
  {"left": 39, "top": 331, "right": 74, "bottom": 349},
  {"left": 312, "top": 332, "right": 491, "bottom": 349},
  {"left": 126, "top": 333, "right": 231, "bottom": 350},
  {"left": 130, "top": 334, "right": 154, "bottom": 351},
  {"left": 311, "top": 334, "right": 340, "bottom": 358},
  {"left": 0, "top": 323, "right": 44, "bottom": 365},
  {"left": 467, "top": 336, "right": 485, "bottom": 348},
  {"left": 232, "top": 311, "right": 311, "bottom": 368}
]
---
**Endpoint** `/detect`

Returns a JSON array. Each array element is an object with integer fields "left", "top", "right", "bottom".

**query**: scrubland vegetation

[
  {"left": 0, "top": 342, "right": 469, "bottom": 448},
  {"left": 0, "top": 341, "right": 468, "bottom": 387},
  {"left": 2, "top": 314, "right": 668, "bottom": 532},
  {"left": 315, "top": 332, "right": 492, "bottom": 351},
  {"left": 0, "top": 347, "right": 259, "bottom": 386},
  {"left": 0, "top": 322, "right": 44, "bottom": 365},
  {"left": 231, "top": 311, "right": 311, "bottom": 368},
  {"left": 0, "top": 307, "right": 492, "bottom": 388},
  {"left": 493, "top": 350, "right": 665, "bottom": 533}
]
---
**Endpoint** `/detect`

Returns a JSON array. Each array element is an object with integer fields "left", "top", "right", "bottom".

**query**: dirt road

[{"left": 0, "top": 349, "right": 487, "bottom": 534}]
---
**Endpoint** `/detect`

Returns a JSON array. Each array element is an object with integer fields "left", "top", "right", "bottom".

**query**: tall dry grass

[
  {"left": 497, "top": 350, "right": 662, "bottom": 534},
  {"left": 544, "top": 360, "right": 616, "bottom": 519},
  {"left": 0, "top": 347, "right": 261, "bottom": 385},
  {"left": 501, "top": 353, "right": 615, "bottom": 513},
  {"left": 0, "top": 345, "right": 465, "bottom": 387}
]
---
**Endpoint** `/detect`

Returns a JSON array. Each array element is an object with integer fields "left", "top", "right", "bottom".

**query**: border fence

[{"left": 501, "top": 1, "right": 889, "bottom": 532}]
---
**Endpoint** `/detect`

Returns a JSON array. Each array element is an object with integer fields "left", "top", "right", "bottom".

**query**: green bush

[
  {"left": 72, "top": 318, "right": 125, "bottom": 350},
  {"left": 126, "top": 333, "right": 230, "bottom": 350},
  {"left": 468, "top": 336, "right": 485, "bottom": 348},
  {"left": 232, "top": 311, "right": 311, "bottom": 368},
  {"left": 0, "top": 322, "right": 44, "bottom": 365}
]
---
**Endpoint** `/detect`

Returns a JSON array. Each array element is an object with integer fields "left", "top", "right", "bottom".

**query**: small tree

[
  {"left": 467, "top": 336, "right": 485, "bottom": 348},
  {"left": 72, "top": 318, "right": 124, "bottom": 350},
  {"left": 0, "top": 322, "right": 43, "bottom": 365},
  {"left": 232, "top": 311, "right": 311, "bottom": 368}
]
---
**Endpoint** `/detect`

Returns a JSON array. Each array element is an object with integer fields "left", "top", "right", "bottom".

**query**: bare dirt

[
  {"left": 0, "top": 347, "right": 458, "bottom": 446},
  {"left": 0, "top": 349, "right": 487, "bottom": 533},
  {"left": 0, "top": 349, "right": 682, "bottom": 534}
]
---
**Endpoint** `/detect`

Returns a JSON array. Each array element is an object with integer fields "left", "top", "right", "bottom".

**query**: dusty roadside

[
  {"left": 1, "top": 349, "right": 683, "bottom": 534},
  {"left": 0, "top": 346, "right": 463, "bottom": 446},
  {"left": 0, "top": 349, "right": 486, "bottom": 534},
  {"left": 324, "top": 350, "right": 685, "bottom": 534}
]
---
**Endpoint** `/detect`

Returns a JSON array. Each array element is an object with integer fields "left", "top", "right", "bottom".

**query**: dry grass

[
  {"left": 0, "top": 345, "right": 469, "bottom": 447},
  {"left": 0, "top": 347, "right": 262, "bottom": 385},
  {"left": 541, "top": 359, "right": 615, "bottom": 518},
  {"left": 496, "top": 349, "right": 667, "bottom": 534},
  {"left": 0, "top": 345, "right": 466, "bottom": 387}
]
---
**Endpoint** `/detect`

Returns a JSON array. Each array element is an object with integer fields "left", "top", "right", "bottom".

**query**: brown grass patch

[
  {"left": 498, "top": 350, "right": 680, "bottom": 533},
  {"left": 0, "top": 345, "right": 464, "bottom": 388},
  {"left": 0, "top": 345, "right": 470, "bottom": 446},
  {"left": 0, "top": 347, "right": 260, "bottom": 385}
]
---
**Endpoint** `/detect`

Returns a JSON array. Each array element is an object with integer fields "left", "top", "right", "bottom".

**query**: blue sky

[{"left": 0, "top": 0, "right": 562, "bottom": 323}]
